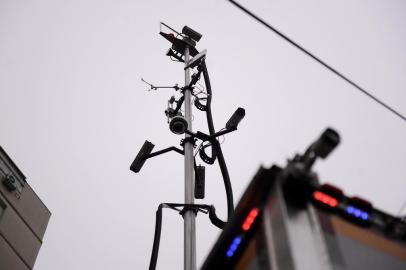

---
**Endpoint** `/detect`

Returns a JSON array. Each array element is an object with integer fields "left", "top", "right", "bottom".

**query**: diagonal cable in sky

[{"left": 228, "top": 0, "right": 406, "bottom": 123}]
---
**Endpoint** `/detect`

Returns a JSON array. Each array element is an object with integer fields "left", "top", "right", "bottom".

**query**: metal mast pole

[{"left": 183, "top": 46, "right": 196, "bottom": 270}]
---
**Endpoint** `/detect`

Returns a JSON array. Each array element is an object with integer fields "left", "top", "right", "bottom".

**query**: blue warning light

[
  {"left": 226, "top": 236, "right": 242, "bottom": 258},
  {"left": 346, "top": 205, "right": 369, "bottom": 221}
]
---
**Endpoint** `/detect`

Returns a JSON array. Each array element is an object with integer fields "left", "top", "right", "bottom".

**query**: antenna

[{"left": 140, "top": 78, "right": 180, "bottom": 92}]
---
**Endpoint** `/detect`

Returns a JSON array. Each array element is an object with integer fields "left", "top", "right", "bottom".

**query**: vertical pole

[{"left": 183, "top": 46, "right": 196, "bottom": 270}]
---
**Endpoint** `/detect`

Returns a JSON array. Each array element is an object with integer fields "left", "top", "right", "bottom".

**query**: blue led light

[
  {"left": 232, "top": 237, "right": 241, "bottom": 245},
  {"left": 226, "top": 236, "right": 242, "bottom": 258},
  {"left": 346, "top": 205, "right": 369, "bottom": 221},
  {"left": 229, "top": 243, "right": 238, "bottom": 251}
]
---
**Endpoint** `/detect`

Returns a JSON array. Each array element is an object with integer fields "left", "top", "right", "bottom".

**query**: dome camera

[{"left": 169, "top": 116, "right": 188, "bottom": 135}]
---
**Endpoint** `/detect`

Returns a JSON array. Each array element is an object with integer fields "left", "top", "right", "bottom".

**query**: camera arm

[
  {"left": 185, "top": 128, "right": 237, "bottom": 144},
  {"left": 143, "top": 146, "right": 184, "bottom": 160}
]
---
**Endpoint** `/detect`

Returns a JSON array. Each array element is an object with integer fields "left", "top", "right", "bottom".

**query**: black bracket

[
  {"left": 182, "top": 129, "right": 237, "bottom": 165},
  {"left": 181, "top": 85, "right": 194, "bottom": 94},
  {"left": 180, "top": 137, "right": 197, "bottom": 148},
  {"left": 130, "top": 142, "right": 185, "bottom": 173},
  {"left": 185, "top": 128, "right": 237, "bottom": 145},
  {"left": 143, "top": 146, "right": 184, "bottom": 160},
  {"left": 180, "top": 68, "right": 203, "bottom": 94},
  {"left": 165, "top": 96, "right": 185, "bottom": 118},
  {"left": 161, "top": 203, "right": 226, "bottom": 229},
  {"left": 149, "top": 202, "right": 226, "bottom": 270}
]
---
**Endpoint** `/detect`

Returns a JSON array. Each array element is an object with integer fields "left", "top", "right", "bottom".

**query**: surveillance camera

[
  {"left": 226, "top": 107, "right": 245, "bottom": 130},
  {"left": 169, "top": 116, "right": 188, "bottom": 135},
  {"left": 310, "top": 128, "right": 340, "bottom": 159},
  {"left": 182, "top": 26, "right": 202, "bottom": 42},
  {"left": 130, "top": 140, "right": 155, "bottom": 173}
]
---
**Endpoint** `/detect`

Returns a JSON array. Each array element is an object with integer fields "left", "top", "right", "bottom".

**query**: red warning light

[
  {"left": 313, "top": 191, "right": 338, "bottom": 207},
  {"left": 242, "top": 208, "right": 259, "bottom": 231}
]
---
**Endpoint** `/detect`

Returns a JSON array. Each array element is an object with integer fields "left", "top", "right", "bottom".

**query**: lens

[{"left": 170, "top": 117, "right": 188, "bottom": 135}]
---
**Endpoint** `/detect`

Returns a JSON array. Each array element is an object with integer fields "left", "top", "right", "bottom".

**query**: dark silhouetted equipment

[
  {"left": 308, "top": 127, "right": 340, "bottom": 159},
  {"left": 169, "top": 115, "right": 188, "bottom": 135},
  {"left": 130, "top": 140, "right": 155, "bottom": 173},
  {"left": 226, "top": 107, "right": 246, "bottom": 130},
  {"left": 195, "top": 165, "right": 205, "bottom": 199},
  {"left": 201, "top": 127, "right": 406, "bottom": 270},
  {"left": 301, "top": 128, "right": 340, "bottom": 171},
  {"left": 134, "top": 22, "right": 245, "bottom": 270},
  {"left": 182, "top": 25, "right": 202, "bottom": 42},
  {"left": 159, "top": 22, "right": 199, "bottom": 57},
  {"left": 166, "top": 49, "right": 184, "bottom": 62}
]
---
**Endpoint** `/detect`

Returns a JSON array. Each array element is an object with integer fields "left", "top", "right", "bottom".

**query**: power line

[{"left": 228, "top": 0, "right": 406, "bottom": 123}]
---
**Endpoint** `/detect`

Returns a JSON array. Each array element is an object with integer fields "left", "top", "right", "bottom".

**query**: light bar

[
  {"left": 242, "top": 208, "right": 259, "bottom": 231},
  {"left": 313, "top": 191, "right": 338, "bottom": 208},
  {"left": 226, "top": 236, "right": 242, "bottom": 257},
  {"left": 346, "top": 205, "right": 369, "bottom": 221},
  {"left": 319, "top": 183, "right": 344, "bottom": 198}
]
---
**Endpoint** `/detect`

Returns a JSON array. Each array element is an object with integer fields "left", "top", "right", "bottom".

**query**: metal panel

[
  {"left": 322, "top": 215, "right": 406, "bottom": 270},
  {"left": 263, "top": 188, "right": 295, "bottom": 270},
  {"left": 0, "top": 235, "right": 30, "bottom": 270},
  {"left": 264, "top": 181, "right": 406, "bottom": 270},
  {"left": 0, "top": 192, "right": 42, "bottom": 268},
  {"left": 0, "top": 198, "right": 4, "bottom": 218},
  {"left": 263, "top": 181, "right": 334, "bottom": 270},
  {"left": 12, "top": 184, "right": 51, "bottom": 239}
]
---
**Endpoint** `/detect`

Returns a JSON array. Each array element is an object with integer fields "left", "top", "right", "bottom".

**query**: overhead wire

[{"left": 227, "top": 0, "right": 406, "bottom": 123}]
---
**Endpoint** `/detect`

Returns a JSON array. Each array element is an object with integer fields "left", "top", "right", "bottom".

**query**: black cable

[
  {"left": 148, "top": 203, "right": 225, "bottom": 269},
  {"left": 228, "top": 0, "right": 406, "bottom": 123},
  {"left": 201, "top": 61, "right": 234, "bottom": 220},
  {"left": 149, "top": 204, "right": 163, "bottom": 270},
  {"left": 212, "top": 139, "right": 234, "bottom": 219},
  {"left": 200, "top": 63, "right": 216, "bottom": 141},
  {"left": 208, "top": 205, "right": 226, "bottom": 229}
]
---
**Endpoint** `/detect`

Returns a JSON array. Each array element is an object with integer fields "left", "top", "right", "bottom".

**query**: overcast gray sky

[{"left": 1, "top": 0, "right": 405, "bottom": 269}]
